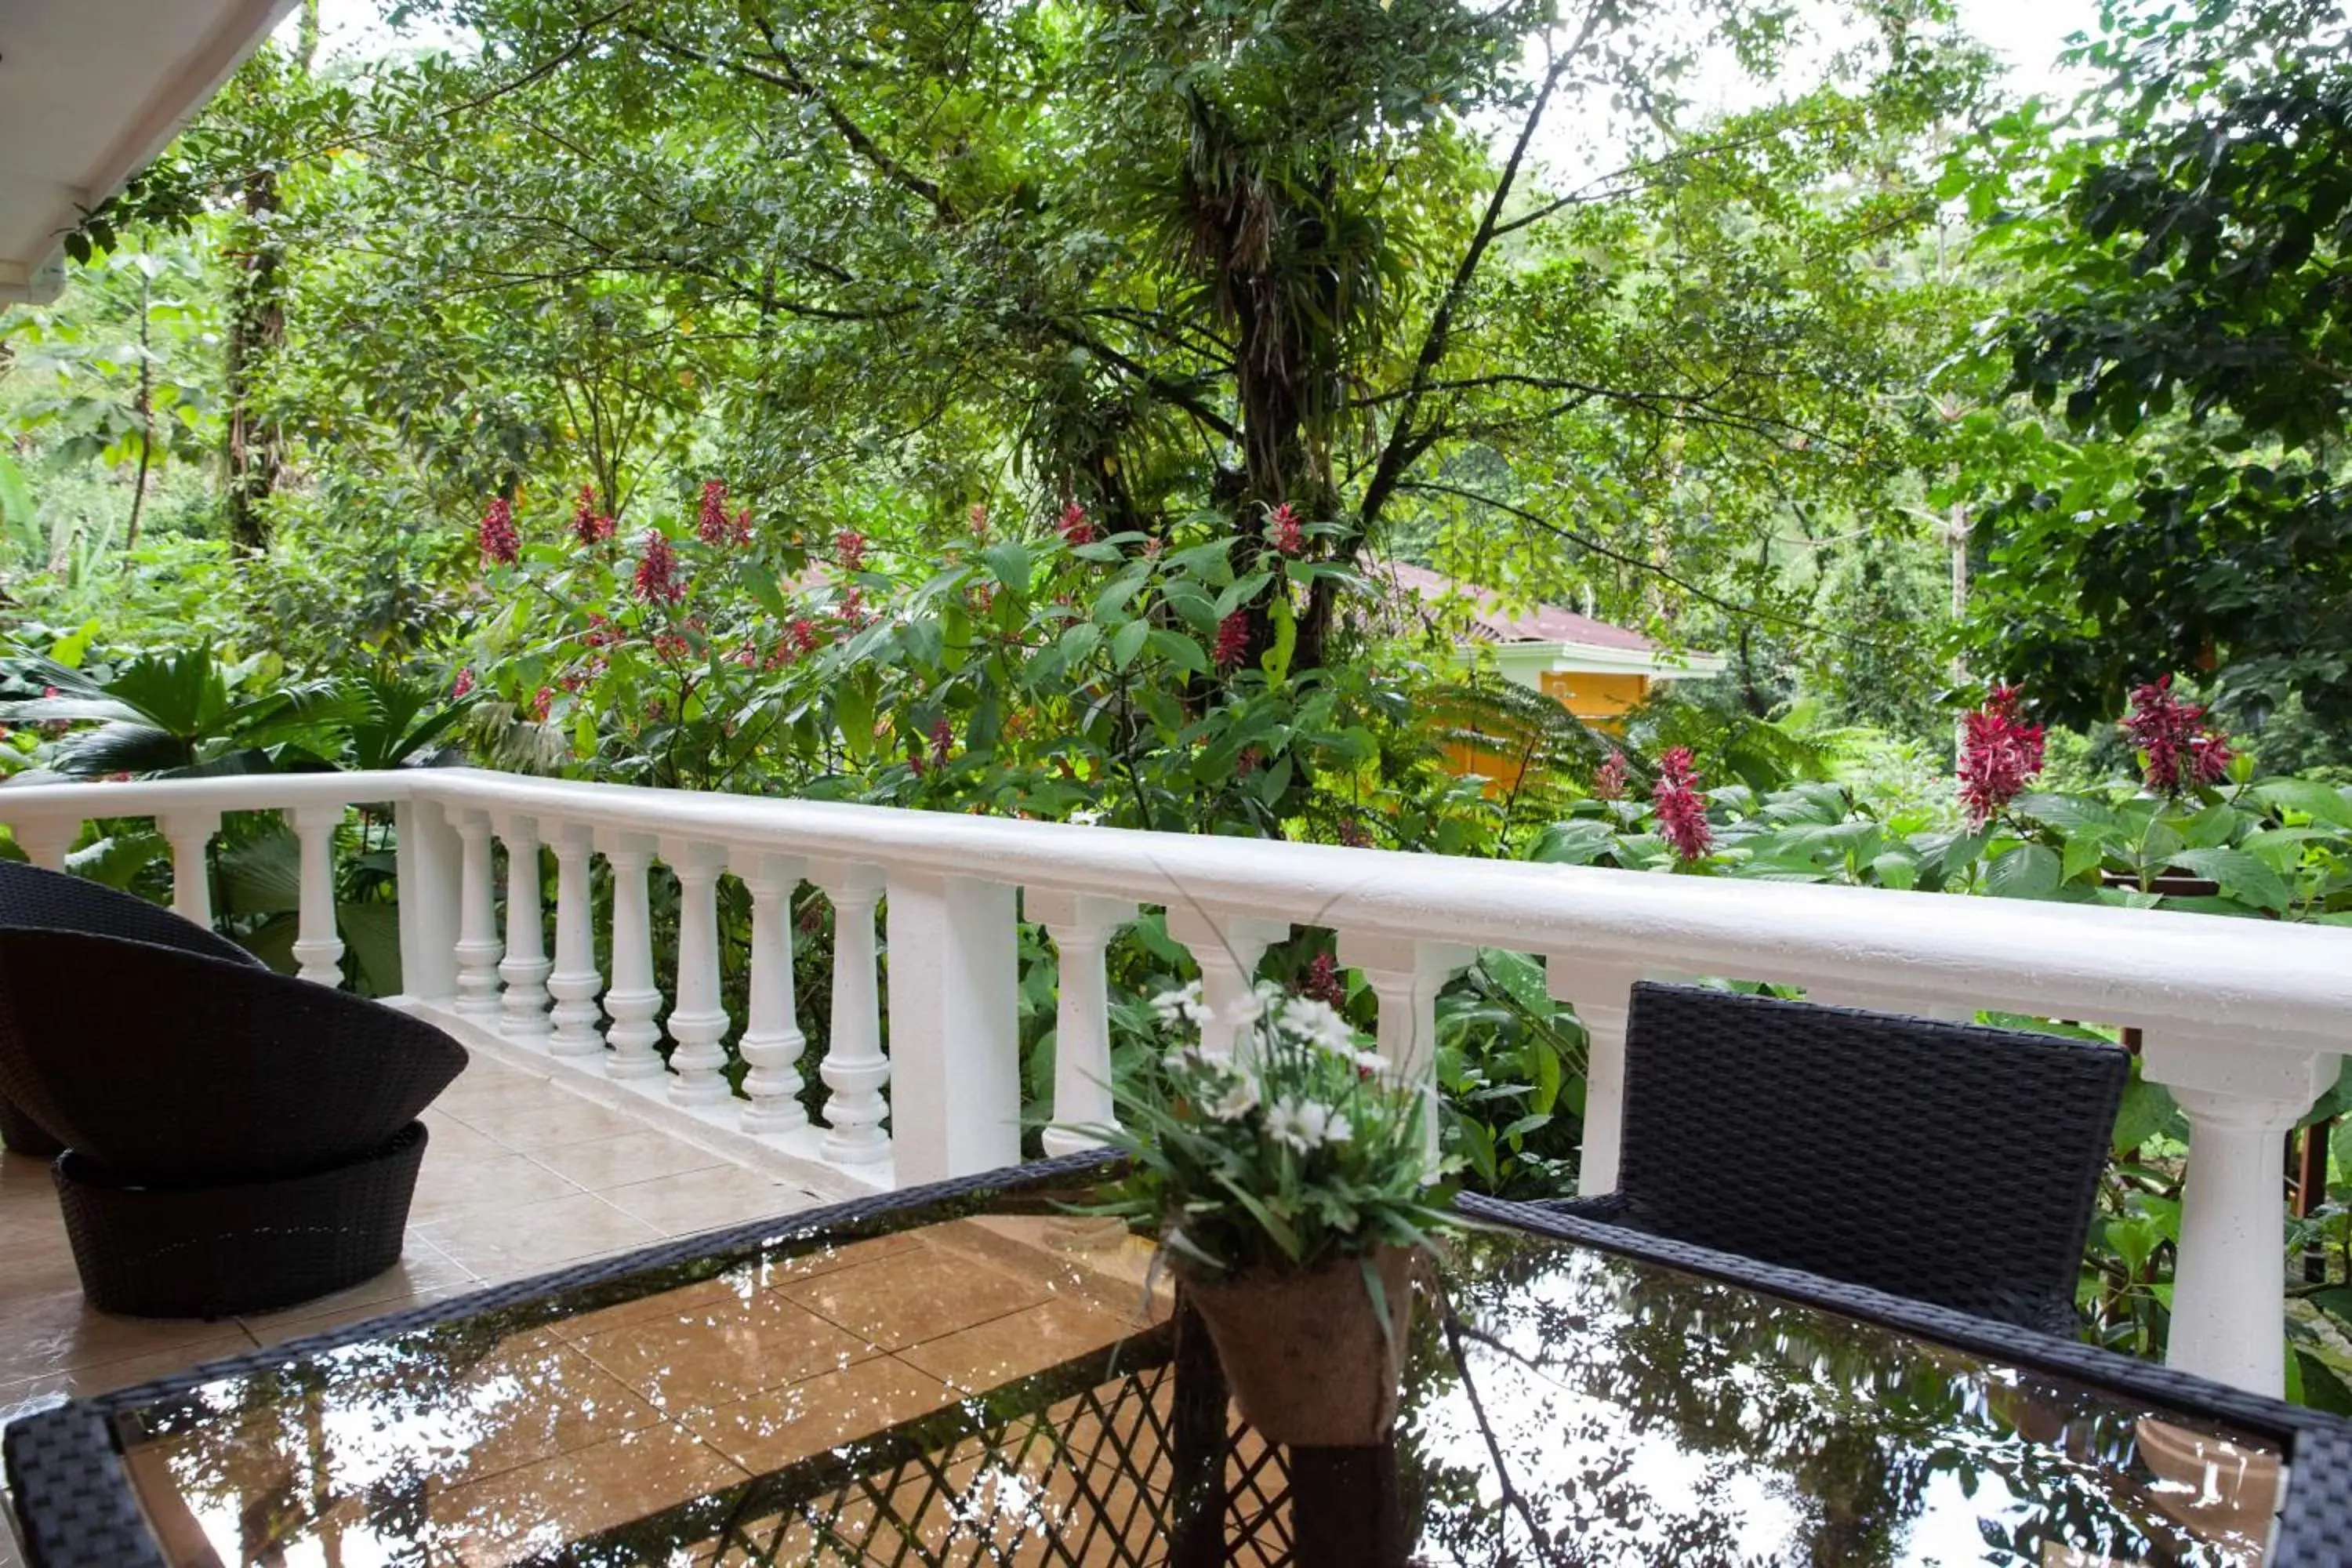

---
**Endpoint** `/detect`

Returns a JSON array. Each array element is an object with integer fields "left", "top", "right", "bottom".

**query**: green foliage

[
  {"left": 1075, "top": 983, "right": 1455, "bottom": 1277},
  {"left": 1958, "top": 0, "right": 2352, "bottom": 733}
]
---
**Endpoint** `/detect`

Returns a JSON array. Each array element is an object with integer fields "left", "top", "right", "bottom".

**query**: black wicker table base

[{"left": 53, "top": 1122, "right": 428, "bottom": 1318}]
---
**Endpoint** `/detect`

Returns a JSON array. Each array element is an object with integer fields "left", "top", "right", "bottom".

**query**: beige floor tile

[
  {"left": 418, "top": 1192, "right": 663, "bottom": 1279},
  {"left": 598, "top": 1166, "right": 819, "bottom": 1239},
  {"left": 235, "top": 1236, "right": 481, "bottom": 1343},
  {"left": 753, "top": 1229, "right": 924, "bottom": 1291},
  {"left": 776, "top": 1241, "right": 1053, "bottom": 1351},
  {"left": 681, "top": 1355, "right": 956, "bottom": 1475},
  {"left": 575, "top": 1287, "right": 883, "bottom": 1413},
  {"left": 427, "top": 1417, "right": 747, "bottom": 1566},
  {"left": 546, "top": 1270, "right": 764, "bottom": 1345},
  {"left": 895, "top": 1296, "right": 1148, "bottom": 1396},
  {"left": 416, "top": 1111, "right": 514, "bottom": 1162},
  {"left": 471, "top": 1096, "right": 649, "bottom": 1153},
  {"left": 408, "top": 1148, "right": 587, "bottom": 1224},
  {"left": 531, "top": 1127, "right": 731, "bottom": 1191},
  {"left": 0, "top": 1329, "right": 259, "bottom": 1436},
  {"left": 0, "top": 1288, "right": 259, "bottom": 1384}
]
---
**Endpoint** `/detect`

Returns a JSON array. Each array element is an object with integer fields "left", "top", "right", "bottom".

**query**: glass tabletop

[{"left": 99, "top": 1171, "right": 2282, "bottom": 1566}]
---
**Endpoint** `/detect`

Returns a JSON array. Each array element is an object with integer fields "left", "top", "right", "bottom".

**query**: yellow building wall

[{"left": 1539, "top": 670, "right": 1650, "bottom": 726}]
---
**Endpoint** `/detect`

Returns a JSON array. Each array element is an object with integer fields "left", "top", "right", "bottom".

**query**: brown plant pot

[{"left": 1181, "top": 1246, "right": 1419, "bottom": 1447}]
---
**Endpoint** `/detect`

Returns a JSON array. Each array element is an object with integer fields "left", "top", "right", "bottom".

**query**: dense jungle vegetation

[{"left": 3, "top": 0, "right": 2350, "bottom": 1402}]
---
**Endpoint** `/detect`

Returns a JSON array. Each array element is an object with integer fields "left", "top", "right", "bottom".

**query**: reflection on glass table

[{"left": 4, "top": 1164, "right": 2331, "bottom": 1567}]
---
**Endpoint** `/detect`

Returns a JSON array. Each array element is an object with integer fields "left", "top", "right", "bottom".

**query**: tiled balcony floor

[{"left": 0, "top": 1054, "right": 851, "bottom": 1565}]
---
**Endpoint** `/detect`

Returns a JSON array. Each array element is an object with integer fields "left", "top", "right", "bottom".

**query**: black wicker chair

[
  {"left": 0, "top": 859, "right": 268, "bottom": 1160},
  {"left": 1545, "top": 982, "right": 2129, "bottom": 1334},
  {"left": 0, "top": 866, "right": 467, "bottom": 1317}
]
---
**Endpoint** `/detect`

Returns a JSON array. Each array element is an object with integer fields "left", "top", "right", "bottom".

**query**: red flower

[
  {"left": 789, "top": 618, "right": 822, "bottom": 655},
  {"left": 698, "top": 479, "right": 730, "bottom": 545},
  {"left": 1651, "top": 747, "right": 1713, "bottom": 862},
  {"left": 571, "top": 485, "right": 614, "bottom": 546},
  {"left": 582, "top": 612, "right": 622, "bottom": 648},
  {"left": 528, "top": 687, "right": 554, "bottom": 721},
  {"left": 452, "top": 667, "right": 476, "bottom": 699},
  {"left": 731, "top": 641, "right": 757, "bottom": 667},
  {"left": 1213, "top": 612, "right": 1250, "bottom": 672},
  {"left": 839, "top": 587, "right": 871, "bottom": 628},
  {"left": 2122, "top": 675, "right": 2233, "bottom": 798},
  {"left": 731, "top": 506, "right": 753, "bottom": 546},
  {"left": 928, "top": 717, "right": 954, "bottom": 768},
  {"left": 632, "top": 530, "right": 684, "bottom": 603},
  {"left": 1958, "top": 684, "right": 2045, "bottom": 826},
  {"left": 1143, "top": 536, "right": 1165, "bottom": 559},
  {"left": 1336, "top": 819, "right": 1372, "bottom": 848},
  {"left": 968, "top": 503, "right": 990, "bottom": 541},
  {"left": 1058, "top": 499, "right": 1095, "bottom": 546},
  {"left": 834, "top": 528, "right": 868, "bottom": 571},
  {"left": 1593, "top": 750, "right": 1631, "bottom": 802},
  {"left": 477, "top": 498, "right": 520, "bottom": 564},
  {"left": 1267, "top": 502, "right": 1305, "bottom": 558},
  {"left": 1298, "top": 951, "right": 1348, "bottom": 1007}
]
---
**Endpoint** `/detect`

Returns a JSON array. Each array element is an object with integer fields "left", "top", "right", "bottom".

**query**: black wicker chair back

[
  {"left": 1555, "top": 982, "right": 2129, "bottom": 1334},
  {"left": 0, "top": 860, "right": 261, "bottom": 965},
  {"left": 0, "top": 927, "right": 466, "bottom": 1185},
  {"left": 0, "top": 861, "right": 266, "bottom": 1156}
]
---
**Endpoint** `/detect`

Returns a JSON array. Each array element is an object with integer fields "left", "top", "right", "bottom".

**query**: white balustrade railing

[{"left": 2, "top": 767, "right": 2345, "bottom": 1398}]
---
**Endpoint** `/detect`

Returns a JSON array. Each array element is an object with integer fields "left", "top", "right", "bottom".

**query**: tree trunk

[
  {"left": 126, "top": 271, "right": 153, "bottom": 552},
  {"left": 223, "top": 167, "right": 285, "bottom": 554}
]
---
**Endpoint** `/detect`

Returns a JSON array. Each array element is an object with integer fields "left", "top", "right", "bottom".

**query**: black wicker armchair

[
  {"left": 1544, "top": 981, "right": 2129, "bottom": 1334},
  {"left": 0, "top": 858, "right": 267, "bottom": 1159},
  {"left": 0, "top": 865, "right": 467, "bottom": 1318}
]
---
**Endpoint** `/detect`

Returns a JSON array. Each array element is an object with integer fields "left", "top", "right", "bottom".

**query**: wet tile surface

[{"left": 2, "top": 1070, "right": 1160, "bottom": 1567}]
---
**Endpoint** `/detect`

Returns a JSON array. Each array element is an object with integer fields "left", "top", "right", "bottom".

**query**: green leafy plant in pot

[{"left": 1076, "top": 981, "right": 1455, "bottom": 1446}]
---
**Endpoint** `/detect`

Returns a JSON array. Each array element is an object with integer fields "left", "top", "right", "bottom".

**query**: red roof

[{"left": 1377, "top": 561, "right": 1659, "bottom": 652}]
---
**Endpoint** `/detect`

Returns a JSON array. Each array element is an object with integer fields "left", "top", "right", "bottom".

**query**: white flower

[
  {"left": 1069, "top": 808, "right": 1104, "bottom": 826},
  {"left": 1207, "top": 1076, "right": 1260, "bottom": 1122},
  {"left": 1350, "top": 1048, "right": 1389, "bottom": 1077},
  {"left": 1150, "top": 982, "right": 1204, "bottom": 1026},
  {"left": 1265, "top": 1097, "right": 1352, "bottom": 1152},
  {"left": 1278, "top": 996, "right": 1357, "bottom": 1055}
]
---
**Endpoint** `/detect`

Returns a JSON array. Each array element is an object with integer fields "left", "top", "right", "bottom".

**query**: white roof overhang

[
  {"left": 0, "top": 0, "right": 297, "bottom": 304},
  {"left": 1484, "top": 640, "right": 1729, "bottom": 681}
]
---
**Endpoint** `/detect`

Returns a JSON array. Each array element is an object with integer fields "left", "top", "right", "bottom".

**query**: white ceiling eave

[
  {"left": 1486, "top": 641, "right": 1730, "bottom": 681},
  {"left": 0, "top": 0, "right": 298, "bottom": 304}
]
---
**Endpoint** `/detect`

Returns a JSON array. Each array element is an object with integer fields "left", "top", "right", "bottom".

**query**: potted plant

[{"left": 1075, "top": 979, "right": 1456, "bottom": 1446}]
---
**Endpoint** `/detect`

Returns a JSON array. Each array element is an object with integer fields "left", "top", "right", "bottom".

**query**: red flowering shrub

[
  {"left": 1958, "top": 684, "right": 2046, "bottom": 826},
  {"left": 452, "top": 666, "right": 475, "bottom": 699},
  {"left": 697, "top": 479, "right": 730, "bottom": 545},
  {"left": 528, "top": 687, "right": 554, "bottom": 721},
  {"left": 1213, "top": 611, "right": 1250, "bottom": 672},
  {"left": 2122, "top": 675, "right": 2234, "bottom": 797},
  {"left": 571, "top": 485, "right": 615, "bottom": 546},
  {"left": 477, "top": 498, "right": 520, "bottom": 564},
  {"left": 1298, "top": 951, "right": 1348, "bottom": 1007},
  {"left": 834, "top": 528, "right": 868, "bottom": 572},
  {"left": 928, "top": 717, "right": 954, "bottom": 768},
  {"left": 1651, "top": 747, "right": 1712, "bottom": 862},
  {"left": 631, "top": 530, "right": 684, "bottom": 603},
  {"left": 1267, "top": 502, "right": 1305, "bottom": 558},
  {"left": 1592, "top": 750, "right": 1630, "bottom": 802},
  {"left": 1058, "top": 500, "right": 1095, "bottom": 546}
]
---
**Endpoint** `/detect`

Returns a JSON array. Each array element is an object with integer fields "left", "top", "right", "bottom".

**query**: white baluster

[
  {"left": 289, "top": 804, "right": 347, "bottom": 986},
  {"left": 1029, "top": 891, "right": 1136, "bottom": 1158},
  {"left": 885, "top": 867, "right": 1021, "bottom": 1183},
  {"left": 394, "top": 798, "right": 463, "bottom": 1005},
  {"left": 1338, "top": 934, "right": 1473, "bottom": 1171},
  {"left": 810, "top": 862, "right": 888, "bottom": 1165},
  {"left": 157, "top": 809, "right": 220, "bottom": 928},
  {"left": 2143, "top": 1033, "right": 2338, "bottom": 1396},
  {"left": 1546, "top": 958, "right": 1644, "bottom": 1197},
  {"left": 662, "top": 839, "right": 731, "bottom": 1105},
  {"left": 1164, "top": 909, "right": 1292, "bottom": 1062},
  {"left": 9, "top": 818, "right": 76, "bottom": 872},
  {"left": 599, "top": 832, "right": 665, "bottom": 1079},
  {"left": 452, "top": 810, "right": 504, "bottom": 1016},
  {"left": 734, "top": 850, "right": 811, "bottom": 1134},
  {"left": 495, "top": 815, "right": 552, "bottom": 1043},
  {"left": 545, "top": 822, "right": 605, "bottom": 1058}
]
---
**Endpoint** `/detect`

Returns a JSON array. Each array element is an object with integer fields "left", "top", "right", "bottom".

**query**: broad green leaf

[
  {"left": 2256, "top": 779, "right": 2352, "bottom": 829},
  {"left": 979, "top": 542, "right": 1033, "bottom": 592},
  {"left": 1110, "top": 619, "right": 1149, "bottom": 670},
  {"left": 1148, "top": 627, "right": 1209, "bottom": 675},
  {"left": 2168, "top": 847, "right": 2292, "bottom": 912},
  {"left": 1986, "top": 842, "right": 2060, "bottom": 900}
]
